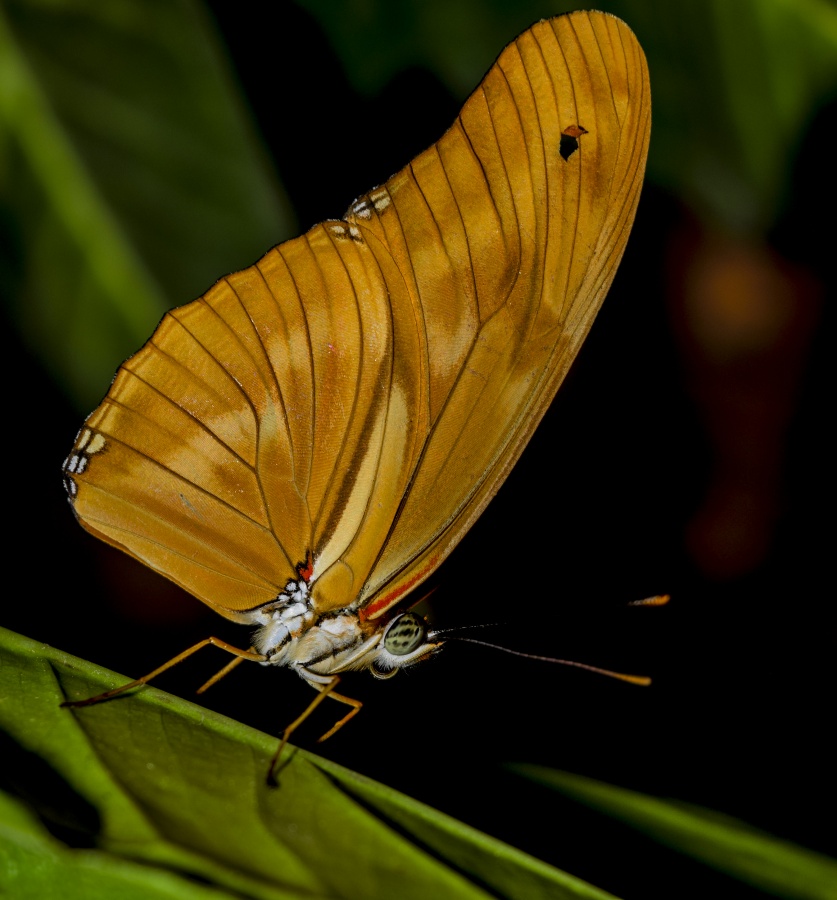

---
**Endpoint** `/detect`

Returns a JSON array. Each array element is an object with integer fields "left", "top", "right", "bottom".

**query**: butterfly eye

[{"left": 383, "top": 613, "right": 427, "bottom": 656}]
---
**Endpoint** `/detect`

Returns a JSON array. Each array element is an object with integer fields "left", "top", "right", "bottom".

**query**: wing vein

[
  {"left": 307, "top": 228, "right": 366, "bottom": 543},
  {"left": 107, "top": 371, "right": 257, "bottom": 473},
  {"left": 80, "top": 429, "right": 276, "bottom": 535}
]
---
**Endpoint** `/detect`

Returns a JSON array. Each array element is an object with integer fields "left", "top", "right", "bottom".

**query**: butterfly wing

[
  {"left": 345, "top": 12, "right": 652, "bottom": 617},
  {"left": 64, "top": 10, "right": 650, "bottom": 624},
  {"left": 64, "top": 223, "right": 430, "bottom": 620}
]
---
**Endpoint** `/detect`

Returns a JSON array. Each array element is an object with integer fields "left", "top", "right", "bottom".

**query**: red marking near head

[
  {"left": 296, "top": 552, "right": 314, "bottom": 583},
  {"left": 360, "top": 556, "right": 439, "bottom": 622}
]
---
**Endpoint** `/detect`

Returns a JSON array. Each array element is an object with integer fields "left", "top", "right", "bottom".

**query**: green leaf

[
  {"left": 0, "top": 0, "right": 293, "bottom": 411},
  {"left": 511, "top": 764, "right": 837, "bottom": 900},
  {"left": 607, "top": 0, "right": 837, "bottom": 233},
  {"left": 293, "top": 0, "right": 567, "bottom": 98},
  {"left": 0, "top": 627, "right": 618, "bottom": 900},
  {"left": 0, "top": 789, "right": 238, "bottom": 900}
]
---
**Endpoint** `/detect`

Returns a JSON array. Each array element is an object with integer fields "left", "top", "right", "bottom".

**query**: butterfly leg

[
  {"left": 60, "top": 638, "right": 266, "bottom": 708},
  {"left": 196, "top": 653, "right": 249, "bottom": 694},
  {"left": 316, "top": 689, "right": 363, "bottom": 743},
  {"left": 266, "top": 678, "right": 363, "bottom": 784}
]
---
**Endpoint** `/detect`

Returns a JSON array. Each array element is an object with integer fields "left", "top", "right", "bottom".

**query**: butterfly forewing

[
  {"left": 350, "top": 14, "right": 651, "bottom": 614},
  {"left": 65, "top": 11, "right": 650, "bottom": 626}
]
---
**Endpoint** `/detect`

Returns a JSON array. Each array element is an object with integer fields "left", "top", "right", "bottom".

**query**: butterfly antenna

[
  {"left": 430, "top": 621, "right": 505, "bottom": 638},
  {"left": 409, "top": 585, "right": 507, "bottom": 637},
  {"left": 447, "top": 637, "right": 652, "bottom": 686},
  {"left": 445, "top": 593, "right": 669, "bottom": 683},
  {"left": 628, "top": 594, "right": 670, "bottom": 607}
]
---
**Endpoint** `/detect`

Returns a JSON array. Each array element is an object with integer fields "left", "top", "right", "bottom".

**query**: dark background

[{"left": 2, "top": 2, "right": 834, "bottom": 898}]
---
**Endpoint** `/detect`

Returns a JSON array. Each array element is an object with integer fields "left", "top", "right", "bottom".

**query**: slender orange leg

[
  {"left": 316, "top": 689, "right": 363, "bottom": 742},
  {"left": 60, "top": 638, "right": 266, "bottom": 708},
  {"left": 197, "top": 654, "right": 248, "bottom": 694},
  {"left": 266, "top": 678, "right": 363, "bottom": 785}
]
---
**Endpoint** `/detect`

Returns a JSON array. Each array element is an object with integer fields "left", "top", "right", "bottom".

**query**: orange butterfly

[{"left": 62, "top": 11, "right": 651, "bottom": 751}]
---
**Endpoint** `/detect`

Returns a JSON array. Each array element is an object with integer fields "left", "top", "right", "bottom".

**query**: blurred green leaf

[
  {"left": 511, "top": 764, "right": 837, "bottom": 900},
  {"left": 608, "top": 0, "right": 837, "bottom": 233},
  {"left": 0, "top": 789, "right": 238, "bottom": 900},
  {"left": 6, "top": 0, "right": 833, "bottom": 411},
  {"left": 0, "top": 0, "right": 292, "bottom": 411},
  {"left": 294, "top": 0, "right": 566, "bottom": 98},
  {"left": 298, "top": 0, "right": 837, "bottom": 234},
  {"left": 0, "top": 627, "right": 619, "bottom": 899}
]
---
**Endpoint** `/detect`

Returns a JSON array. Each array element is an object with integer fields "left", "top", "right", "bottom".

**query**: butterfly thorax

[{"left": 247, "top": 577, "right": 442, "bottom": 685}]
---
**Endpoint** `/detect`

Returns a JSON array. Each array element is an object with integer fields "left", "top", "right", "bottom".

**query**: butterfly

[{"left": 61, "top": 10, "right": 651, "bottom": 756}]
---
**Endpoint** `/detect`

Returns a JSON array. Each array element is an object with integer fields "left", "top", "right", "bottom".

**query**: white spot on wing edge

[
  {"left": 87, "top": 433, "right": 106, "bottom": 454},
  {"left": 370, "top": 188, "right": 391, "bottom": 212}
]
